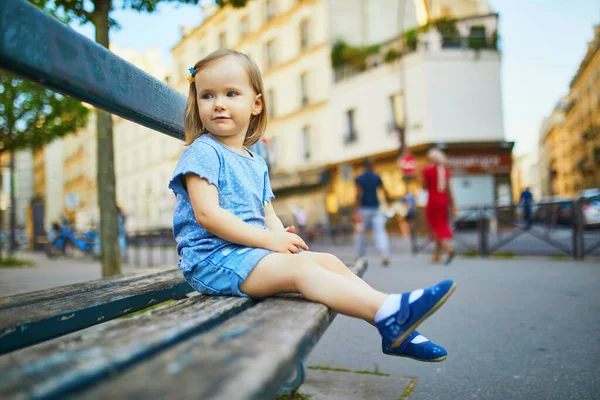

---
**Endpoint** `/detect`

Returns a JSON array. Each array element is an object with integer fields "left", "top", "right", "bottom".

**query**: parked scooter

[{"left": 45, "top": 220, "right": 98, "bottom": 259}]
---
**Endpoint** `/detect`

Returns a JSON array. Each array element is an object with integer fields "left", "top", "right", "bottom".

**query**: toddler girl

[{"left": 169, "top": 49, "right": 455, "bottom": 362}]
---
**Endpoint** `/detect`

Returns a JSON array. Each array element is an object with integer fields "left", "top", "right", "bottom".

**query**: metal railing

[{"left": 409, "top": 199, "right": 600, "bottom": 260}]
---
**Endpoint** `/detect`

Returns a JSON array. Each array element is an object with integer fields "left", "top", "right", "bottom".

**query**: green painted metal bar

[{"left": 0, "top": 0, "right": 185, "bottom": 141}]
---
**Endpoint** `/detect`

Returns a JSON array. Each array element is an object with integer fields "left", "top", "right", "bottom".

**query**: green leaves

[
  {"left": 216, "top": 0, "right": 249, "bottom": 8},
  {"left": 0, "top": 70, "right": 89, "bottom": 152},
  {"left": 331, "top": 40, "right": 381, "bottom": 69}
]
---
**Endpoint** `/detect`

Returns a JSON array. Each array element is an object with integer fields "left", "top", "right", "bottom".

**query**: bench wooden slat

[
  {"left": 81, "top": 299, "right": 333, "bottom": 400},
  {"left": 0, "top": 0, "right": 185, "bottom": 140},
  {"left": 0, "top": 270, "right": 175, "bottom": 310},
  {"left": 0, "top": 269, "right": 192, "bottom": 355},
  {"left": 0, "top": 296, "right": 252, "bottom": 400},
  {"left": 78, "top": 261, "right": 366, "bottom": 400}
]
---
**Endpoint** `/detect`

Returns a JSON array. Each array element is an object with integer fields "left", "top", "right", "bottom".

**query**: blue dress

[{"left": 169, "top": 134, "right": 275, "bottom": 297}]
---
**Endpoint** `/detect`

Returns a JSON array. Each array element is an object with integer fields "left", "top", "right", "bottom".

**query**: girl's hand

[
  {"left": 267, "top": 231, "right": 308, "bottom": 254},
  {"left": 285, "top": 226, "right": 296, "bottom": 233}
]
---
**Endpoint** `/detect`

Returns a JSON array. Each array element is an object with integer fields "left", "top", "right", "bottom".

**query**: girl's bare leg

[
  {"left": 300, "top": 251, "right": 372, "bottom": 290},
  {"left": 300, "top": 251, "right": 379, "bottom": 326},
  {"left": 240, "top": 252, "right": 388, "bottom": 321}
]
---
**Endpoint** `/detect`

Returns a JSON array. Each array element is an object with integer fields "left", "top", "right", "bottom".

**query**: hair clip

[
  {"left": 188, "top": 67, "right": 195, "bottom": 75},
  {"left": 188, "top": 66, "right": 195, "bottom": 83},
  {"left": 188, "top": 75, "right": 195, "bottom": 83}
]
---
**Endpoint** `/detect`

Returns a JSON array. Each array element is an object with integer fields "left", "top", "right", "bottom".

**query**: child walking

[{"left": 169, "top": 49, "right": 455, "bottom": 362}]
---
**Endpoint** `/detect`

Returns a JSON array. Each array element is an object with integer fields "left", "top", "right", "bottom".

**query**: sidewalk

[{"left": 0, "top": 251, "right": 171, "bottom": 297}]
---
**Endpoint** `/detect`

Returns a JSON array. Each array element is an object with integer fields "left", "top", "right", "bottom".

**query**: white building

[
  {"left": 54, "top": 46, "right": 179, "bottom": 233},
  {"left": 111, "top": 47, "right": 182, "bottom": 232},
  {"left": 170, "top": 0, "right": 507, "bottom": 225},
  {"left": 43, "top": 140, "right": 64, "bottom": 229},
  {"left": 328, "top": 13, "right": 509, "bottom": 214}
]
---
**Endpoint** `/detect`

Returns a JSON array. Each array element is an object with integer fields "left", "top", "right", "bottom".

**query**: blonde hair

[
  {"left": 427, "top": 148, "right": 447, "bottom": 165},
  {"left": 184, "top": 49, "right": 267, "bottom": 147}
]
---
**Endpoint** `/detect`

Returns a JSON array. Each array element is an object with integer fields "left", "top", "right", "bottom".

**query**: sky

[{"left": 71, "top": 0, "right": 600, "bottom": 156}]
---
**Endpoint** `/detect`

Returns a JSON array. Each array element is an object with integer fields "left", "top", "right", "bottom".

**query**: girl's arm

[
  {"left": 186, "top": 174, "right": 308, "bottom": 253},
  {"left": 264, "top": 202, "right": 285, "bottom": 232}
]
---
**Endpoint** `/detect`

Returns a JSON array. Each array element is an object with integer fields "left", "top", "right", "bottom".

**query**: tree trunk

[
  {"left": 9, "top": 151, "right": 16, "bottom": 256},
  {"left": 93, "top": 0, "right": 121, "bottom": 277}
]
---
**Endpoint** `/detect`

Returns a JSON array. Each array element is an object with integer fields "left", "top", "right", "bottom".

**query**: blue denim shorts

[{"left": 184, "top": 244, "right": 273, "bottom": 297}]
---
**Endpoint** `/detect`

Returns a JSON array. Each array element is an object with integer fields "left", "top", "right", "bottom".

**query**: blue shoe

[
  {"left": 376, "top": 280, "right": 456, "bottom": 348},
  {"left": 382, "top": 330, "right": 448, "bottom": 362}
]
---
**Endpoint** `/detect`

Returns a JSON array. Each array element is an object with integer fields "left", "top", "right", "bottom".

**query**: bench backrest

[{"left": 0, "top": 0, "right": 186, "bottom": 139}]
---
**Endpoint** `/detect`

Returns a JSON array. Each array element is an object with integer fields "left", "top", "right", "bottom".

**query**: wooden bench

[
  {"left": 0, "top": 1, "right": 367, "bottom": 398},
  {"left": 0, "top": 261, "right": 366, "bottom": 399}
]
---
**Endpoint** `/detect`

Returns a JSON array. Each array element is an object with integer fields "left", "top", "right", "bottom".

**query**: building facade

[
  {"left": 62, "top": 111, "right": 98, "bottom": 230},
  {"left": 172, "top": 0, "right": 334, "bottom": 224},
  {"left": 540, "top": 25, "right": 600, "bottom": 198},
  {"left": 564, "top": 25, "right": 600, "bottom": 194},
  {"left": 110, "top": 47, "right": 181, "bottom": 232},
  {"left": 169, "top": 0, "right": 503, "bottom": 226},
  {"left": 539, "top": 98, "right": 570, "bottom": 197},
  {"left": 315, "top": 11, "right": 510, "bottom": 222},
  {"left": 36, "top": 46, "right": 174, "bottom": 234}
]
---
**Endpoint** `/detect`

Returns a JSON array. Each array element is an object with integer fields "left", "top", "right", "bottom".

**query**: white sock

[
  {"left": 374, "top": 294, "right": 401, "bottom": 322},
  {"left": 374, "top": 289, "right": 424, "bottom": 323},
  {"left": 410, "top": 334, "right": 429, "bottom": 344}
]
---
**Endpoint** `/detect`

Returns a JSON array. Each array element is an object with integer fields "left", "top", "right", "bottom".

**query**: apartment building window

[
  {"left": 218, "top": 32, "right": 227, "bottom": 49},
  {"left": 300, "top": 72, "right": 309, "bottom": 107},
  {"left": 267, "top": 88, "right": 276, "bottom": 118},
  {"left": 345, "top": 109, "right": 357, "bottom": 144},
  {"left": 301, "top": 126, "right": 311, "bottom": 160},
  {"left": 265, "top": 0, "right": 275, "bottom": 21},
  {"left": 389, "top": 93, "right": 405, "bottom": 134},
  {"left": 240, "top": 16, "right": 249, "bottom": 39},
  {"left": 265, "top": 39, "right": 276, "bottom": 70},
  {"left": 300, "top": 19, "right": 310, "bottom": 51}
]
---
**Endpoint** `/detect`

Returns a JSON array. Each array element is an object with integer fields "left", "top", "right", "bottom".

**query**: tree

[
  {"left": 0, "top": 70, "right": 89, "bottom": 260},
  {"left": 34, "top": 0, "right": 248, "bottom": 276}
]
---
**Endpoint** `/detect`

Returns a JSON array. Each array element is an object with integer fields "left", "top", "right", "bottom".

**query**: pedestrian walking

[
  {"left": 422, "top": 148, "right": 456, "bottom": 265},
  {"left": 519, "top": 187, "right": 534, "bottom": 229},
  {"left": 354, "top": 158, "right": 392, "bottom": 266}
]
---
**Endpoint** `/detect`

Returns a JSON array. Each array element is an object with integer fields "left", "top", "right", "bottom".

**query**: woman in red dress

[{"left": 422, "top": 148, "right": 456, "bottom": 264}]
